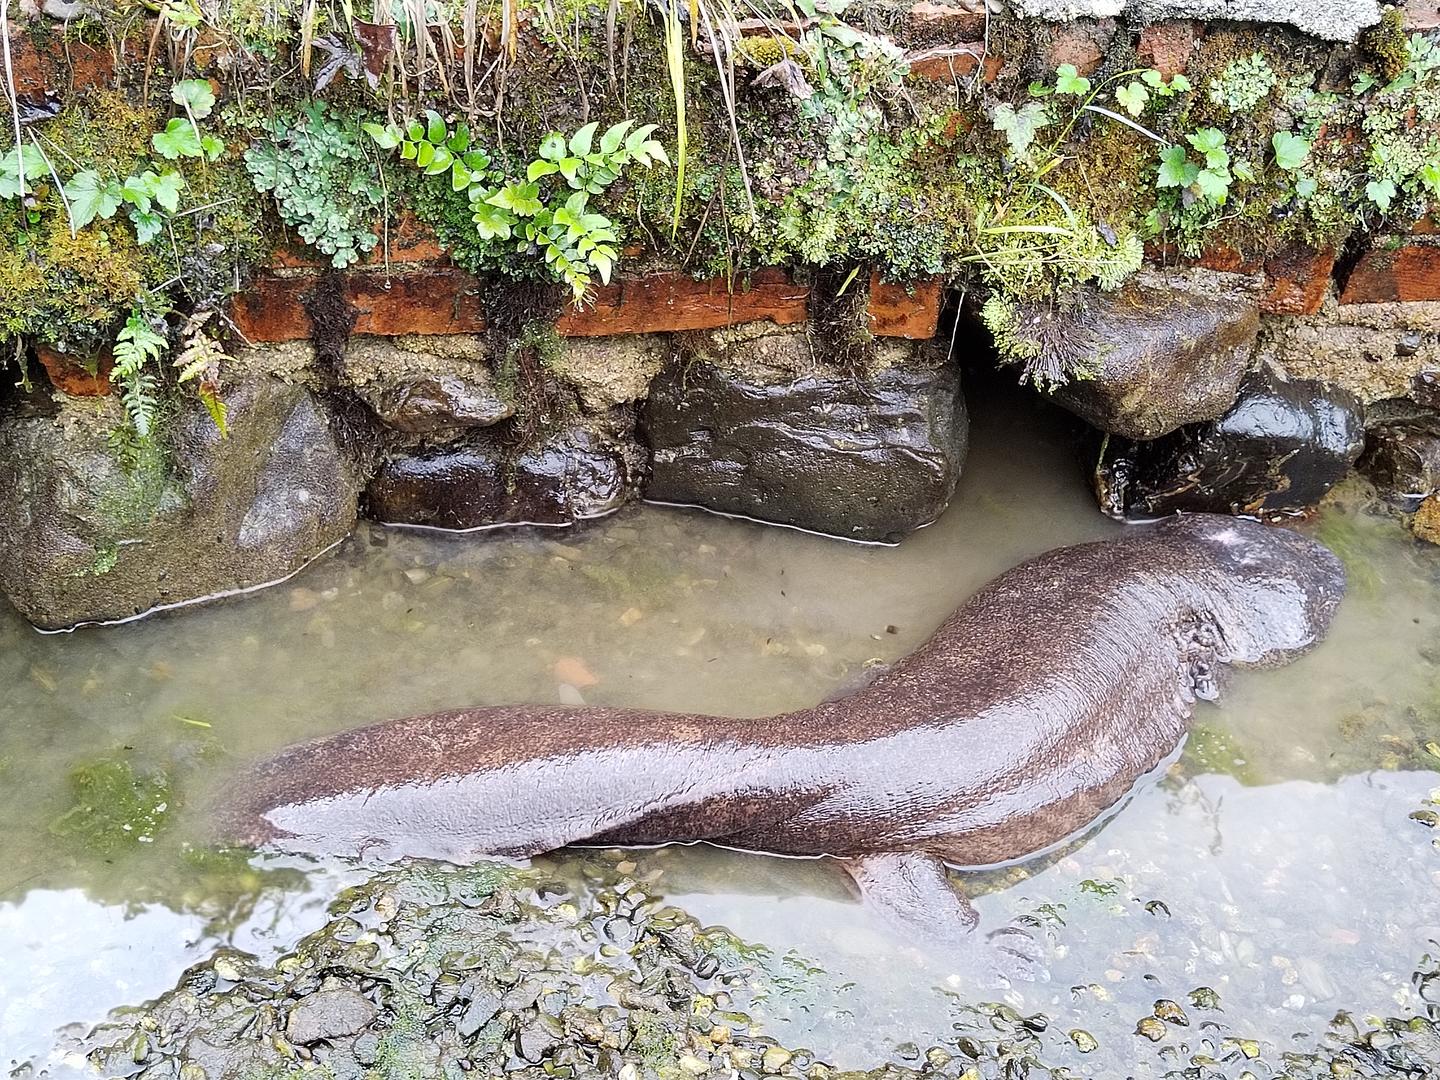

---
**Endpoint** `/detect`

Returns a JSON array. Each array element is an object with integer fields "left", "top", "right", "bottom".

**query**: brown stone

[
  {"left": 1412, "top": 494, "right": 1440, "bottom": 544},
  {"left": 556, "top": 269, "right": 809, "bottom": 336},
  {"left": 230, "top": 274, "right": 315, "bottom": 343},
  {"left": 868, "top": 274, "right": 943, "bottom": 339},
  {"left": 1136, "top": 21, "right": 1198, "bottom": 77},
  {"left": 33, "top": 343, "right": 112, "bottom": 397},
  {"left": 1340, "top": 244, "right": 1440, "bottom": 303},
  {"left": 1262, "top": 245, "right": 1336, "bottom": 315}
]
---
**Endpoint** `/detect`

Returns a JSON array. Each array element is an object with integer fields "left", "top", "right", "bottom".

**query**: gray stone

[
  {"left": 640, "top": 330, "right": 967, "bottom": 543},
  {"left": 1259, "top": 300, "right": 1440, "bottom": 405},
  {"left": 365, "top": 415, "right": 644, "bottom": 530},
  {"left": 285, "top": 989, "right": 378, "bottom": 1045},
  {"left": 1023, "top": 269, "right": 1259, "bottom": 440},
  {"left": 342, "top": 335, "right": 512, "bottom": 433},
  {"left": 0, "top": 374, "right": 365, "bottom": 630},
  {"left": 1095, "top": 367, "right": 1365, "bottom": 520},
  {"left": 1009, "top": 0, "right": 1379, "bottom": 41},
  {"left": 545, "top": 335, "right": 670, "bottom": 413}
]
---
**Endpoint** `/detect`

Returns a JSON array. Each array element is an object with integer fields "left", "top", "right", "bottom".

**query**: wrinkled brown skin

[{"left": 218, "top": 515, "right": 1344, "bottom": 977}]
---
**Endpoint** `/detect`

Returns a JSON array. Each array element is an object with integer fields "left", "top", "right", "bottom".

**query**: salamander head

[{"left": 1142, "top": 513, "right": 1346, "bottom": 668}]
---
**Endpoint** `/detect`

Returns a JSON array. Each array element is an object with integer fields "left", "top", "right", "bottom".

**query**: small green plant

[
  {"left": 1113, "top": 69, "right": 1191, "bottom": 118},
  {"left": 245, "top": 102, "right": 385, "bottom": 268},
  {"left": 111, "top": 308, "right": 167, "bottom": 440},
  {"left": 1157, "top": 127, "right": 1232, "bottom": 204},
  {"left": 1207, "top": 52, "right": 1278, "bottom": 113},
  {"left": 368, "top": 114, "right": 668, "bottom": 301},
  {"left": 2, "top": 80, "right": 216, "bottom": 245},
  {"left": 1354, "top": 32, "right": 1440, "bottom": 218}
]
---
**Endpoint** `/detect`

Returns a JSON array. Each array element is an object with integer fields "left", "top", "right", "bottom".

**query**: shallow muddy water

[{"left": 3, "top": 377, "right": 1439, "bottom": 1076}]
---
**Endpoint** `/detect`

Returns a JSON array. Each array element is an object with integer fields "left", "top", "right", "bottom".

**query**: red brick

[
  {"left": 8, "top": 23, "right": 115, "bottom": 94},
  {"left": 868, "top": 273, "right": 942, "bottom": 339},
  {"left": 349, "top": 269, "right": 486, "bottom": 335},
  {"left": 1340, "top": 244, "right": 1440, "bottom": 303},
  {"left": 907, "top": 45, "right": 1002, "bottom": 83},
  {"left": 34, "top": 342, "right": 111, "bottom": 396},
  {"left": 1136, "top": 20, "right": 1198, "bottom": 77},
  {"left": 230, "top": 274, "right": 314, "bottom": 342},
  {"left": 234, "top": 267, "right": 942, "bottom": 342},
  {"left": 1261, "top": 245, "right": 1336, "bottom": 315},
  {"left": 557, "top": 269, "right": 809, "bottom": 336}
]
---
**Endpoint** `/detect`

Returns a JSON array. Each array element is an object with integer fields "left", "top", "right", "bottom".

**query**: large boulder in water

[
  {"left": 0, "top": 374, "right": 367, "bottom": 630},
  {"left": 1000, "top": 269, "right": 1260, "bottom": 440},
  {"left": 1095, "top": 367, "right": 1365, "bottom": 520},
  {"left": 640, "top": 325, "right": 966, "bottom": 543},
  {"left": 365, "top": 414, "right": 644, "bottom": 530}
]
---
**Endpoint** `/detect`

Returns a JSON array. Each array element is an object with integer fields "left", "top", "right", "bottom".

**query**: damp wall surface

[{"left": 1, "top": 0, "right": 1439, "bottom": 627}]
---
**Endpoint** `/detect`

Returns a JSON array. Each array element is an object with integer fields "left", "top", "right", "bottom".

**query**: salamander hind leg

[{"left": 839, "top": 851, "right": 1046, "bottom": 987}]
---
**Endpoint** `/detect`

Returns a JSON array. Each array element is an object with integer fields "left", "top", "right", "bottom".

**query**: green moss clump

[
  {"left": 0, "top": 220, "right": 145, "bottom": 351},
  {"left": 1361, "top": 7, "right": 1412, "bottom": 84},
  {"left": 48, "top": 755, "right": 177, "bottom": 854}
]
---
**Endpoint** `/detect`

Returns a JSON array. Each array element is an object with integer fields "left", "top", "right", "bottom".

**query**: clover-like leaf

[
  {"left": 152, "top": 117, "right": 203, "bottom": 160},
  {"left": 1194, "top": 166, "right": 1230, "bottom": 202},
  {"left": 538, "top": 132, "right": 567, "bottom": 162},
  {"left": 1055, "top": 63, "right": 1090, "bottom": 96},
  {"left": 1116, "top": 80, "right": 1149, "bottom": 117},
  {"left": 171, "top": 78, "right": 217, "bottom": 119},
  {"left": 1271, "top": 130, "right": 1311, "bottom": 171},
  {"left": 152, "top": 170, "right": 185, "bottom": 212},
  {"left": 130, "top": 207, "right": 165, "bottom": 244},
  {"left": 64, "top": 169, "right": 123, "bottom": 228},
  {"left": 1157, "top": 144, "right": 1198, "bottom": 189},
  {"left": 1366, "top": 178, "right": 1396, "bottom": 212}
]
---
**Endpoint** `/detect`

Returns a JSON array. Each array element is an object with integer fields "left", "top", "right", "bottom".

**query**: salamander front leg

[{"left": 839, "top": 851, "right": 1045, "bottom": 986}]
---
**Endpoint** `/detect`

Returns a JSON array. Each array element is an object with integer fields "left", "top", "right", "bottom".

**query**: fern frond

[{"left": 111, "top": 309, "right": 168, "bottom": 442}]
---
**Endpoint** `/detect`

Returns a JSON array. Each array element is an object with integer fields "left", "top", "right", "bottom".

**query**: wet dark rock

[
  {"left": 341, "top": 332, "right": 512, "bottom": 434},
  {"left": 1096, "top": 368, "right": 1365, "bottom": 520},
  {"left": 285, "top": 988, "right": 378, "bottom": 1044},
  {"left": 0, "top": 373, "right": 365, "bottom": 630},
  {"left": 1024, "top": 269, "right": 1260, "bottom": 440},
  {"left": 1358, "top": 410, "right": 1440, "bottom": 511},
  {"left": 342, "top": 335, "right": 513, "bottom": 433},
  {"left": 641, "top": 329, "right": 966, "bottom": 543},
  {"left": 366, "top": 415, "right": 644, "bottom": 530}
]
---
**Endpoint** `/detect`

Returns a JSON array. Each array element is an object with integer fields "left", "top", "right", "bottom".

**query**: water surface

[{"left": 2, "top": 379, "right": 1438, "bottom": 1075}]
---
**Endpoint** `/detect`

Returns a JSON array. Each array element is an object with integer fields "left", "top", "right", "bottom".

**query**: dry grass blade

[
  {"left": 662, "top": 0, "right": 686, "bottom": 237},
  {"left": 0, "top": 0, "right": 23, "bottom": 199},
  {"left": 694, "top": 0, "right": 754, "bottom": 215},
  {"left": 299, "top": 0, "right": 319, "bottom": 76}
]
